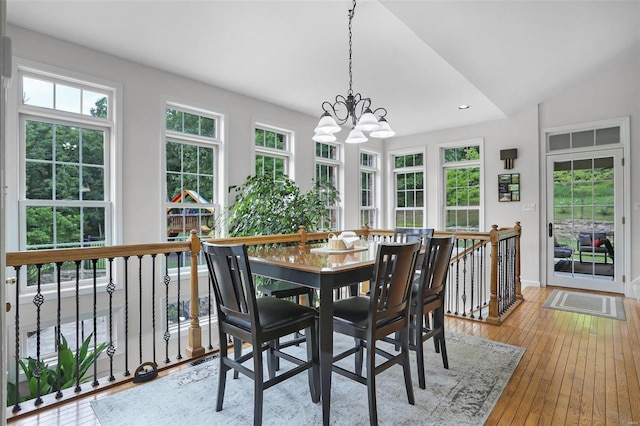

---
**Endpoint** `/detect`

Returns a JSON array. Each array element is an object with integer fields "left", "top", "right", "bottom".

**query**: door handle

[{"left": 548, "top": 223, "right": 553, "bottom": 237}]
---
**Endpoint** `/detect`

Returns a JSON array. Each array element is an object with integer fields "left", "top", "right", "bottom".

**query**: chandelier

[{"left": 313, "top": 0, "right": 395, "bottom": 144}]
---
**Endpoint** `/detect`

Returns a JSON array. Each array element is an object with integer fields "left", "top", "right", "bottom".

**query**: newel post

[
  {"left": 298, "top": 225, "right": 308, "bottom": 249},
  {"left": 514, "top": 221, "right": 523, "bottom": 300},
  {"left": 186, "top": 230, "right": 205, "bottom": 357},
  {"left": 487, "top": 224, "right": 500, "bottom": 323}
]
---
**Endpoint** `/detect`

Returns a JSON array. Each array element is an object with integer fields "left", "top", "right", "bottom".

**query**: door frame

[{"left": 542, "top": 117, "right": 630, "bottom": 295}]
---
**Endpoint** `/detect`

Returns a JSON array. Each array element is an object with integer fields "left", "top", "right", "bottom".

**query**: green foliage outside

[
  {"left": 553, "top": 167, "right": 614, "bottom": 222},
  {"left": 227, "top": 174, "right": 340, "bottom": 237},
  {"left": 6, "top": 333, "right": 106, "bottom": 407}
]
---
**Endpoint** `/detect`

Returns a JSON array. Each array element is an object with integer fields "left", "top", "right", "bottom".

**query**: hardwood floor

[{"left": 7, "top": 286, "right": 640, "bottom": 425}]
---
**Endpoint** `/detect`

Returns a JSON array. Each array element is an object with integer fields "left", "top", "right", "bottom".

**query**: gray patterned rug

[
  {"left": 543, "top": 289, "right": 625, "bottom": 320},
  {"left": 91, "top": 332, "right": 524, "bottom": 425}
]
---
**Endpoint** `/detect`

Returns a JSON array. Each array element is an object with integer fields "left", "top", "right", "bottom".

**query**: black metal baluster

[
  {"left": 176, "top": 252, "right": 182, "bottom": 360},
  {"left": 33, "top": 264, "right": 44, "bottom": 405},
  {"left": 55, "top": 262, "right": 63, "bottom": 398},
  {"left": 152, "top": 254, "right": 157, "bottom": 365},
  {"left": 92, "top": 259, "right": 99, "bottom": 387},
  {"left": 123, "top": 256, "right": 130, "bottom": 376},
  {"left": 479, "top": 244, "right": 485, "bottom": 320},
  {"left": 138, "top": 255, "right": 143, "bottom": 365},
  {"left": 470, "top": 241, "right": 476, "bottom": 319},
  {"left": 454, "top": 255, "right": 460, "bottom": 316},
  {"left": 12, "top": 266, "right": 22, "bottom": 413},
  {"left": 164, "top": 253, "right": 171, "bottom": 363},
  {"left": 461, "top": 239, "right": 468, "bottom": 317},
  {"left": 106, "top": 258, "right": 116, "bottom": 381},
  {"left": 74, "top": 261, "right": 81, "bottom": 392}
]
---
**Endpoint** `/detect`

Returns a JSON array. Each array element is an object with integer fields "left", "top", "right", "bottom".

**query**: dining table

[{"left": 248, "top": 240, "right": 378, "bottom": 426}]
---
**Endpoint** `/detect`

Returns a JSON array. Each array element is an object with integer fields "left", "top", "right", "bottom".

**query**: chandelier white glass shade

[{"left": 313, "top": 0, "right": 394, "bottom": 144}]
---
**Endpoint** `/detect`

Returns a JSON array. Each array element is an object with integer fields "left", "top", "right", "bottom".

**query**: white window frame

[
  {"left": 253, "top": 123, "right": 293, "bottom": 181},
  {"left": 315, "top": 141, "right": 343, "bottom": 231},
  {"left": 12, "top": 61, "right": 122, "bottom": 298},
  {"left": 388, "top": 148, "right": 426, "bottom": 228},
  {"left": 359, "top": 149, "right": 381, "bottom": 228},
  {"left": 439, "top": 139, "right": 484, "bottom": 232},
  {"left": 163, "top": 102, "right": 223, "bottom": 243}
]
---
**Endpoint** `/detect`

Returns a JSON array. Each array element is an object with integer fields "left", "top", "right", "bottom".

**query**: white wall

[{"left": 383, "top": 107, "right": 541, "bottom": 285}]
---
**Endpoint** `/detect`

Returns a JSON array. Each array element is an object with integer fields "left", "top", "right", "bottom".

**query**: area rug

[
  {"left": 91, "top": 332, "right": 524, "bottom": 426},
  {"left": 543, "top": 289, "right": 625, "bottom": 320}
]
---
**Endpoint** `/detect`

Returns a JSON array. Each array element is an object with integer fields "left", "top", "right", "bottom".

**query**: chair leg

[
  {"left": 366, "top": 340, "right": 378, "bottom": 426},
  {"left": 306, "top": 323, "right": 320, "bottom": 403},
  {"left": 435, "top": 308, "right": 449, "bottom": 369},
  {"left": 400, "top": 327, "right": 415, "bottom": 405},
  {"left": 355, "top": 338, "right": 364, "bottom": 375},
  {"left": 233, "top": 337, "right": 242, "bottom": 379},
  {"left": 416, "top": 314, "right": 426, "bottom": 390},
  {"left": 267, "top": 340, "right": 277, "bottom": 379},
  {"left": 216, "top": 334, "right": 228, "bottom": 412},
  {"left": 253, "top": 351, "right": 264, "bottom": 426}
]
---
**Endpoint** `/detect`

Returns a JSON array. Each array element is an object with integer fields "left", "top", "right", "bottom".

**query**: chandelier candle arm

[{"left": 314, "top": 0, "right": 394, "bottom": 143}]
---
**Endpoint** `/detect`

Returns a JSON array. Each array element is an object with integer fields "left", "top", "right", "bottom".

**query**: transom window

[
  {"left": 393, "top": 152, "right": 424, "bottom": 227},
  {"left": 442, "top": 144, "right": 482, "bottom": 232},
  {"left": 254, "top": 125, "right": 292, "bottom": 181}
]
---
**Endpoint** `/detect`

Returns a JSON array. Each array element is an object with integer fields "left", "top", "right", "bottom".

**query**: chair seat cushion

[
  {"left": 333, "top": 296, "right": 370, "bottom": 329},
  {"left": 226, "top": 297, "right": 316, "bottom": 332}
]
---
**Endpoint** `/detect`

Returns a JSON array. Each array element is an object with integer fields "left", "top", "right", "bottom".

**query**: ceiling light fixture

[
  {"left": 458, "top": 104, "right": 470, "bottom": 110},
  {"left": 313, "top": 0, "right": 394, "bottom": 144}
]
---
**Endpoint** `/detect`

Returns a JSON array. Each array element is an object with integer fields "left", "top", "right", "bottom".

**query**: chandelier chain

[{"left": 348, "top": 0, "right": 356, "bottom": 95}]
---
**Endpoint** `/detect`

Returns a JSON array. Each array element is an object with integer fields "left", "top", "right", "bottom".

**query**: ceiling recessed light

[{"left": 458, "top": 105, "right": 470, "bottom": 110}]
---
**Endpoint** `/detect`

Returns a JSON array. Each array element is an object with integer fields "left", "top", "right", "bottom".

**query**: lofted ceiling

[{"left": 7, "top": 0, "right": 640, "bottom": 137}]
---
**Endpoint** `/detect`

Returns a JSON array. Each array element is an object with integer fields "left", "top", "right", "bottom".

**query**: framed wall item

[{"left": 498, "top": 173, "right": 520, "bottom": 202}]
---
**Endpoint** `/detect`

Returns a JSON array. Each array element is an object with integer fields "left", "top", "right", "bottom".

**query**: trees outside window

[
  {"left": 393, "top": 152, "right": 424, "bottom": 227},
  {"left": 254, "top": 125, "right": 291, "bottom": 182},
  {"left": 165, "top": 105, "right": 221, "bottom": 242},
  {"left": 359, "top": 151, "right": 379, "bottom": 228},
  {"left": 315, "top": 142, "right": 342, "bottom": 231},
  {"left": 442, "top": 144, "right": 482, "bottom": 232}
]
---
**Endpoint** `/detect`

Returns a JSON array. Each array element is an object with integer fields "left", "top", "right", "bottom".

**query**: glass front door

[{"left": 546, "top": 149, "right": 623, "bottom": 293}]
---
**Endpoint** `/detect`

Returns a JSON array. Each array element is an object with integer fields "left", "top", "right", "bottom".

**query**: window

[
  {"left": 442, "top": 144, "right": 482, "bottom": 232},
  {"left": 165, "top": 105, "right": 221, "bottom": 242},
  {"left": 392, "top": 152, "right": 424, "bottom": 227},
  {"left": 254, "top": 125, "right": 291, "bottom": 181},
  {"left": 359, "top": 151, "right": 379, "bottom": 228},
  {"left": 21, "top": 73, "right": 112, "bottom": 255},
  {"left": 315, "top": 142, "right": 341, "bottom": 230}
]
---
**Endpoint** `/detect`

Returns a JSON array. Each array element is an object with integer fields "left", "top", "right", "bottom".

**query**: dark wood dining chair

[
  {"left": 202, "top": 242, "right": 319, "bottom": 425},
  {"left": 409, "top": 235, "right": 456, "bottom": 389},
  {"left": 256, "top": 280, "right": 315, "bottom": 370},
  {"left": 331, "top": 241, "right": 420, "bottom": 425}
]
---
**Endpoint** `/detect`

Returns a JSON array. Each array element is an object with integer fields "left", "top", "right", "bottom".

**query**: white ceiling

[{"left": 7, "top": 0, "right": 640, "bottom": 137}]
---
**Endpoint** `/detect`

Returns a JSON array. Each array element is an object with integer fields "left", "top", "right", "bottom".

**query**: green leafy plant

[
  {"left": 6, "top": 333, "right": 106, "bottom": 407},
  {"left": 227, "top": 174, "right": 340, "bottom": 237}
]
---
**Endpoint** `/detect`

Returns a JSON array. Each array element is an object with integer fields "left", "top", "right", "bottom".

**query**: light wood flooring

[{"left": 7, "top": 286, "right": 640, "bottom": 425}]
